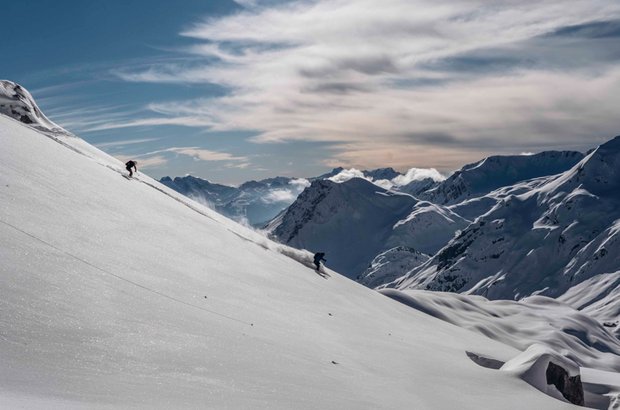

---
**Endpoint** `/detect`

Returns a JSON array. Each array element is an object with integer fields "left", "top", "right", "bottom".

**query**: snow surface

[
  {"left": 0, "top": 113, "right": 577, "bottom": 408},
  {"left": 380, "top": 290, "right": 620, "bottom": 372},
  {"left": 559, "top": 271, "right": 620, "bottom": 338},
  {"left": 380, "top": 289, "right": 620, "bottom": 408}
]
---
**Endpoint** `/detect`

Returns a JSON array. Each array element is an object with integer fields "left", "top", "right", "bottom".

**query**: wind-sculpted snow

[
  {"left": 382, "top": 289, "right": 620, "bottom": 408},
  {"left": 559, "top": 271, "right": 620, "bottom": 338},
  {"left": 388, "top": 137, "right": 620, "bottom": 326},
  {"left": 1, "top": 111, "right": 577, "bottom": 409},
  {"left": 381, "top": 290, "right": 620, "bottom": 372}
]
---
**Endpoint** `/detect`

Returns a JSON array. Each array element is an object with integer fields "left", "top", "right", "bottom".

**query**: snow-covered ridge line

[{"left": 0, "top": 79, "right": 72, "bottom": 136}]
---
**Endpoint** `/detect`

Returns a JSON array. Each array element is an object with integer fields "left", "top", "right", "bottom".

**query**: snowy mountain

[
  {"left": 420, "top": 151, "right": 584, "bottom": 205},
  {"left": 160, "top": 175, "right": 239, "bottom": 207},
  {"left": 272, "top": 178, "right": 418, "bottom": 278},
  {"left": 559, "top": 271, "right": 620, "bottom": 338},
  {"left": 2, "top": 83, "right": 600, "bottom": 409},
  {"left": 387, "top": 137, "right": 620, "bottom": 326},
  {"left": 269, "top": 174, "right": 463, "bottom": 280},
  {"left": 362, "top": 167, "right": 401, "bottom": 181},
  {"left": 0, "top": 80, "right": 71, "bottom": 136},
  {"left": 398, "top": 177, "right": 440, "bottom": 196},
  {"left": 161, "top": 167, "right": 441, "bottom": 227},
  {"left": 160, "top": 174, "right": 309, "bottom": 226}
]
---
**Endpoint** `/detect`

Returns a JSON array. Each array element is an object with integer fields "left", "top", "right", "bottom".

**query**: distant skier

[
  {"left": 125, "top": 160, "right": 138, "bottom": 178},
  {"left": 313, "top": 252, "right": 326, "bottom": 271}
]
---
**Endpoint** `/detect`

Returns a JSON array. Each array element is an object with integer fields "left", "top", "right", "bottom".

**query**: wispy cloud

[
  {"left": 164, "top": 146, "right": 249, "bottom": 162},
  {"left": 118, "top": 146, "right": 251, "bottom": 172},
  {"left": 111, "top": 0, "right": 620, "bottom": 170},
  {"left": 95, "top": 137, "right": 161, "bottom": 149}
]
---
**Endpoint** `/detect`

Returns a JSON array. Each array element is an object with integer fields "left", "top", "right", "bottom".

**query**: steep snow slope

[
  {"left": 0, "top": 114, "right": 576, "bottom": 409},
  {"left": 398, "top": 177, "right": 439, "bottom": 196},
  {"left": 358, "top": 247, "right": 431, "bottom": 288},
  {"left": 420, "top": 151, "right": 584, "bottom": 205},
  {"left": 388, "top": 201, "right": 471, "bottom": 255},
  {"left": 355, "top": 202, "right": 471, "bottom": 287},
  {"left": 388, "top": 137, "right": 620, "bottom": 318}
]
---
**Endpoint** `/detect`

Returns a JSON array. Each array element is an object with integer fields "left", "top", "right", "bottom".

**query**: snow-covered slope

[
  {"left": 381, "top": 290, "right": 620, "bottom": 372},
  {"left": 420, "top": 151, "right": 584, "bottom": 205},
  {"left": 388, "top": 137, "right": 620, "bottom": 322},
  {"left": 558, "top": 271, "right": 620, "bottom": 338},
  {"left": 354, "top": 202, "right": 471, "bottom": 286},
  {"left": 398, "top": 177, "right": 439, "bottom": 196},
  {"left": 380, "top": 290, "right": 620, "bottom": 408},
  {"left": 2, "top": 111, "right": 584, "bottom": 409},
  {"left": 388, "top": 201, "right": 471, "bottom": 255}
]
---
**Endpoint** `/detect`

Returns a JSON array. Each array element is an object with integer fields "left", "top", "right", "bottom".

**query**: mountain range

[{"left": 267, "top": 133, "right": 619, "bottom": 338}]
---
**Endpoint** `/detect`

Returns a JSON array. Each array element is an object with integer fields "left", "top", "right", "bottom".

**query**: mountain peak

[{"left": 0, "top": 80, "right": 71, "bottom": 136}]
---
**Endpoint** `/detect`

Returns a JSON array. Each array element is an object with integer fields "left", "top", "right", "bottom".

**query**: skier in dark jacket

[
  {"left": 313, "top": 252, "right": 326, "bottom": 271},
  {"left": 125, "top": 160, "right": 138, "bottom": 177}
]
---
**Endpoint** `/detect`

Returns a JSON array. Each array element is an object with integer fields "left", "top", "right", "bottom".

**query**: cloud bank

[{"left": 113, "top": 0, "right": 620, "bottom": 171}]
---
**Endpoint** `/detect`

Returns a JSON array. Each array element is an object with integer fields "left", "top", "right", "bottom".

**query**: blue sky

[{"left": 2, "top": 0, "right": 620, "bottom": 184}]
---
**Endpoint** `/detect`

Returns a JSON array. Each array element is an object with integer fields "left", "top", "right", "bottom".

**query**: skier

[
  {"left": 313, "top": 252, "right": 326, "bottom": 271},
  {"left": 125, "top": 160, "right": 138, "bottom": 178}
]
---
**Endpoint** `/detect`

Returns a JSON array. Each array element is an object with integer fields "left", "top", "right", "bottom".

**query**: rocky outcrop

[{"left": 546, "top": 361, "right": 584, "bottom": 406}]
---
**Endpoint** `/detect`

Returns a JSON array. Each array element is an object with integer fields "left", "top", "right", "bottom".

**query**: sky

[{"left": 2, "top": 0, "right": 619, "bottom": 185}]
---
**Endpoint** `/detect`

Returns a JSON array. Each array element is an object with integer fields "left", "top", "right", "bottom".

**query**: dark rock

[{"left": 545, "top": 361, "right": 584, "bottom": 406}]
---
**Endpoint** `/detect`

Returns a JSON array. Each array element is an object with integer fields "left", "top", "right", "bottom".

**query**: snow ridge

[{"left": 0, "top": 80, "right": 71, "bottom": 136}]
